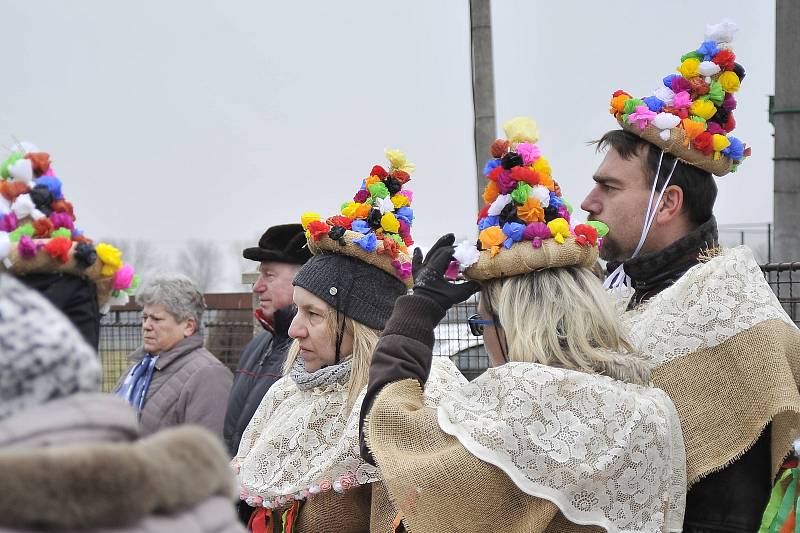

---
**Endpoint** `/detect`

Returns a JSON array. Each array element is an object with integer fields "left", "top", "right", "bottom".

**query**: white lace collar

[
  {"left": 621, "top": 246, "right": 795, "bottom": 367},
  {"left": 437, "top": 362, "right": 686, "bottom": 533},
  {"left": 234, "top": 357, "right": 467, "bottom": 509}
]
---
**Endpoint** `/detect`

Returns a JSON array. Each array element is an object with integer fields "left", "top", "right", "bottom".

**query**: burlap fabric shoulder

[
  {"left": 621, "top": 246, "right": 800, "bottom": 485},
  {"left": 465, "top": 237, "right": 598, "bottom": 281},
  {"left": 616, "top": 116, "right": 732, "bottom": 176},
  {"left": 307, "top": 230, "right": 413, "bottom": 288},
  {"left": 366, "top": 379, "right": 608, "bottom": 533}
]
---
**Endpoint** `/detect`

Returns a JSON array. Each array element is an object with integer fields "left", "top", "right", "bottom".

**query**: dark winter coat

[{"left": 224, "top": 306, "right": 295, "bottom": 456}]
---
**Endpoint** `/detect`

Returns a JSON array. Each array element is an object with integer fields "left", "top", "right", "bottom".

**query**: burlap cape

[{"left": 621, "top": 246, "right": 800, "bottom": 486}]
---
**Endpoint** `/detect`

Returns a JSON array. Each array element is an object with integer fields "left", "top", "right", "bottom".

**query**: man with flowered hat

[
  {"left": 0, "top": 141, "right": 137, "bottom": 349},
  {"left": 359, "top": 118, "right": 687, "bottom": 532},
  {"left": 232, "top": 150, "right": 467, "bottom": 532},
  {"left": 583, "top": 20, "right": 800, "bottom": 532}
]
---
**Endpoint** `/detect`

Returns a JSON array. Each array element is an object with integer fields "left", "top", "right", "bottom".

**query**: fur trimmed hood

[{"left": 0, "top": 394, "right": 237, "bottom": 530}]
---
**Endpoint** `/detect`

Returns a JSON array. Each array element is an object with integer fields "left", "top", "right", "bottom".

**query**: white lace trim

[
  {"left": 437, "top": 362, "right": 686, "bottom": 533},
  {"left": 234, "top": 356, "right": 467, "bottom": 509},
  {"left": 621, "top": 246, "right": 796, "bottom": 368}
]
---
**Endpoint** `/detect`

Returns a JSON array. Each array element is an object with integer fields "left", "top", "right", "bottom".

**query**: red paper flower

[
  {"left": 51, "top": 199, "right": 75, "bottom": 218},
  {"left": 712, "top": 49, "right": 736, "bottom": 71},
  {"left": 724, "top": 114, "right": 736, "bottom": 133},
  {"left": 402, "top": 233, "right": 414, "bottom": 247},
  {"left": 370, "top": 165, "right": 387, "bottom": 178},
  {"left": 326, "top": 215, "right": 353, "bottom": 230},
  {"left": 487, "top": 166, "right": 504, "bottom": 183},
  {"left": 689, "top": 77, "right": 709, "bottom": 96},
  {"left": 378, "top": 236, "right": 399, "bottom": 259},
  {"left": 0, "top": 181, "right": 29, "bottom": 202},
  {"left": 663, "top": 106, "right": 689, "bottom": 120},
  {"left": 477, "top": 204, "right": 490, "bottom": 222},
  {"left": 44, "top": 236, "right": 72, "bottom": 263},
  {"left": 573, "top": 224, "right": 598, "bottom": 246},
  {"left": 392, "top": 170, "right": 411, "bottom": 184},
  {"left": 692, "top": 131, "right": 714, "bottom": 155},
  {"left": 612, "top": 89, "right": 631, "bottom": 98},
  {"left": 25, "top": 153, "right": 51, "bottom": 176},
  {"left": 353, "top": 189, "right": 369, "bottom": 203},
  {"left": 490, "top": 139, "right": 509, "bottom": 158},
  {"left": 33, "top": 217, "right": 54, "bottom": 238},
  {"left": 307, "top": 220, "right": 330, "bottom": 241},
  {"left": 510, "top": 166, "right": 538, "bottom": 186}
]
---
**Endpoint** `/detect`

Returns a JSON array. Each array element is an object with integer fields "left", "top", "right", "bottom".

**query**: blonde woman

[
  {"left": 361, "top": 119, "right": 686, "bottom": 533},
  {"left": 232, "top": 152, "right": 466, "bottom": 533}
]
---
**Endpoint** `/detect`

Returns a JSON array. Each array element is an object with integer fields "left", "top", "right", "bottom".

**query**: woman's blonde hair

[
  {"left": 283, "top": 310, "right": 380, "bottom": 409},
  {"left": 481, "top": 266, "right": 649, "bottom": 384}
]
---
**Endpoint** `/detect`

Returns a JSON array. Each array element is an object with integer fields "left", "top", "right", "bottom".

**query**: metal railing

[{"left": 100, "top": 261, "right": 800, "bottom": 388}]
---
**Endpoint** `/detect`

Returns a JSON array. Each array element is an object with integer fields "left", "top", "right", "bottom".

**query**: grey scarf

[{"left": 290, "top": 357, "right": 352, "bottom": 391}]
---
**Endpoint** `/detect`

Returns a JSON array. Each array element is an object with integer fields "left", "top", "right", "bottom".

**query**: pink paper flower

[
  {"left": 628, "top": 105, "right": 657, "bottom": 130},
  {"left": 672, "top": 91, "right": 692, "bottom": 110},
  {"left": 515, "top": 142, "right": 541, "bottom": 165}
]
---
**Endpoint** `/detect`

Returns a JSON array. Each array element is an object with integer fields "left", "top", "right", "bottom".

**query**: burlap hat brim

[
  {"left": 464, "top": 237, "right": 598, "bottom": 281},
  {"left": 617, "top": 116, "right": 732, "bottom": 177},
  {"left": 3, "top": 241, "right": 113, "bottom": 305},
  {"left": 306, "top": 229, "right": 413, "bottom": 288}
]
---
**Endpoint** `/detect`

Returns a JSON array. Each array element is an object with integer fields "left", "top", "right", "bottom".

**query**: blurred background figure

[
  {"left": 114, "top": 273, "right": 232, "bottom": 438},
  {"left": 224, "top": 223, "right": 310, "bottom": 456},
  {"left": 0, "top": 273, "right": 245, "bottom": 532}
]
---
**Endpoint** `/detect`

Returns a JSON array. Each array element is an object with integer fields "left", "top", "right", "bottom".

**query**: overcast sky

[{"left": 1, "top": 1, "right": 775, "bottom": 286}]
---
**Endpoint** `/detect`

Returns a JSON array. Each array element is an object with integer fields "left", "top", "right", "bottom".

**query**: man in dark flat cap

[{"left": 224, "top": 224, "right": 310, "bottom": 457}]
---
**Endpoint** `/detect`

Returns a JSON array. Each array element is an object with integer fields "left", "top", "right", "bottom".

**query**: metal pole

[
  {"left": 470, "top": 0, "right": 496, "bottom": 210},
  {"left": 773, "top": 0, "right": 800, "bottom": 261}
]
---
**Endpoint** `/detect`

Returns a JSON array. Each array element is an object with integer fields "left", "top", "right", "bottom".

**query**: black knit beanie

[{"left": 293, "top": 254, "right": 406, "bottom": 330}]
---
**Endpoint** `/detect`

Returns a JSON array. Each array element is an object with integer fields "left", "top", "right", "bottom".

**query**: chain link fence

[
  {"left": 100, "top": 293, "right": 254, "bottom": 391},
  {"left": 100, "top": 262, "right": 800, "bottom": 388}
]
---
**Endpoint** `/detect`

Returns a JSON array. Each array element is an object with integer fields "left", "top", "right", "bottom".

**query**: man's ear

[{"left": 655, "top": 184, "right": 684, "bottom": 224}]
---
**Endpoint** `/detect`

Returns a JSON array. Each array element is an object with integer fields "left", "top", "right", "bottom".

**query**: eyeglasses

[{"left": 467, "top": 314, "right": 494, "bottom": 337}]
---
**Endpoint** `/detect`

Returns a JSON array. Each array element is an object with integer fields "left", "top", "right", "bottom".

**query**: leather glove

[{"left": 412, "top": 233, "right": 480, "bottom": 312}]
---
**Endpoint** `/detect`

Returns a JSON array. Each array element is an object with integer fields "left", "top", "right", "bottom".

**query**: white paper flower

[
  {"left": 0, "top": 195, "right": 10, "bottom": 214},
  {"left": 374, "top": 196, "right": 395, "bottom": 215},
  {"left": 698, "top": 61, "right": 721, "bottom": 77},
  {"left": 8, "top": 158, "right": 33, "bottom": 184},
  {"left": 108, "top": 291, "right": 130, "bottom": 308},
  {"left": 30, "top": 209, "right": 46, "bottom": 221},
  {"left": 659, "top": 130, "right": 671, "bottom": 141},
  {"left": 652, "top": 112, "right": 681, "bottom": 130},
  {"left": 487, "top": 194, "right": 511, "bottom": 216},
  {"left": 529, "top": 185, "right": 551, "bottom": 208},
  {"left": 453, "top": 240, "right": 481, "bottom": 269},
  {"left": 653, "top": 86, "right": 675, "bottom": 106},
  {"left": 11, "top": 193, "right": 35, "bottom": 218},
  {"left": 9, "top": 141, "right": 39, "bottom": 154},
  {"left": 705, "top": 19, "right": 738, "bottom": 44},
  {"left": 0, "top": 232, "right": 10, "bottom": 262}
]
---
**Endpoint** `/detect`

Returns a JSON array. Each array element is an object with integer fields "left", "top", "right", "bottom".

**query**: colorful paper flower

[
  {"left": 678, "top": 58, "right": 700, "bottom": 79},
  {"left": 547, "top": 218, "right": 570, "bottom": 244},
  {"left": 391, "top": 259, "right": 412, "bottom": 279},
  {"left": 573, "top": 224, "right": 599, "bottom": 246},
  {"left": 510, "top": 182, "right": 531, "bottom": 205},
  {"left": 301, "top": 212, "right": 321, "bottom": 230},
  {"left": 628, "top": 105, "right": 657, "bottom": 130},
  {"left": 384, "top": 149, "right": 416, "bottom": 174},
  {"left": 17, "top": 235, "right": 38, "bottom": 259},
  {"left": 515, "top": 142, "right": 541, "bottom": 165},
  {"left": 517, "top": 197, "right": 544, "bottom": 224},
  {"left": 503, "top": 116, "right": 539, "bottom": 144},
  {"left": 380, "top": 212, "right": 400, "bottom": 233},
  {"left": 483, "top": 180, "right": 500, "bottom": 205},
  {"left": 354, "top": 232, "right": 377, "bottom": 253},
  {"left": 501, "top": 222, "right": 525, "bottom": 249},
  {"left": 483, "top": 158, "right": 501, "bottom": 176},
  {"left": 490, "top": 139, "right": 510, "bottom": 158},
  {"left": 690, "top": 100, "right": 717, "bottom": 120},
  {"left": 453, "top": 240, "right": 481, "bottom": 269},
  {"left": 44, "top": 236, "right": 72, "bottom": 263},
  {"left": 488, "top": 194, "right": 512, "bottom": 217},
  {"left": 351, "top": 219, "right": 370, "bottom": 233},
  {"left": 718, "top": 71, "right": 740, "bottom": 93}
]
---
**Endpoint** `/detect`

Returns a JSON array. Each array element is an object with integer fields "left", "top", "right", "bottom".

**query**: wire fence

[
  {"left": 100, "top": 261, "right": 800, "bottom": 388},
  {"left": 100, "top": 293, "right": 255, "bottom": 392}
]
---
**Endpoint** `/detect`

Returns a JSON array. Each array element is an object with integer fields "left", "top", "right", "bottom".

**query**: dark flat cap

[{"left": 243, "top": 224, "right": 311, "bottom": 264}]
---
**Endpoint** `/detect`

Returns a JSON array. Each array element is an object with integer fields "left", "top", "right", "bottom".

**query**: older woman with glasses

[
  {"left": 113, "top": 273, "right": 232, "bottom": 438},
  {"left": 359, "top": 119, "right": 686, "bottom": 532}
]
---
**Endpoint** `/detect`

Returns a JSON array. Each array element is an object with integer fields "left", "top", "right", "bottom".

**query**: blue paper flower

[
  {"left": 395, "top": 207, "right": 414, "bottom": 225},
  {"left": 351, "top": 220, "right": 371, "bottom": 234},
  {"left": 34, "top": 175, "right": 63, "bottom": 200},
  {"left": 502, "top": 222, "right": 525, "bottom": 244},
  {"left": 696, "top": 40, "right": 719, "bottom": 61},
  {"left": 643, "top": 96, "right": 665, "bottom": 113},
  {"left": 483, "top": 158, "right": 501, "bottom": 177},
  {"left": 353, "top": 232, "right": 377, "bottom": 253},
  {"left": 722, "top": 136, "right": 745, "bottom": 161},
  {"left": 478, "top": 215, "right": 500, "bottom": 231},
  {"left": 663, "top": 74, "right": 678, "bottom": 89}
]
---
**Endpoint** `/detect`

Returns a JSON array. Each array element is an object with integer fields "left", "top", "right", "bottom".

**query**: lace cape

[
  {"left": 437, "top": 362, "right": 686, "bottom": 533},
  {"left": 234, "top": 357, "right": 467, "bottom": 509},
  {"left": 621, "top": 246, "right": 795, "bottom": 367}
]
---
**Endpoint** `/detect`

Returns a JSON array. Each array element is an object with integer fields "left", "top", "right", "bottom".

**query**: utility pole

[
  {"left": 772, "top": 0, "right": 800, "bottom": 262},
  {"left": 470, "top": 0, "right": 496, "bottom": 209}
]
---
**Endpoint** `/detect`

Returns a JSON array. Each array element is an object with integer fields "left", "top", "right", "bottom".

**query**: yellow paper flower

[
  {"left": 689, "top": 100, "right": 716, "bottom": 120},
  {"left": 96, "top": 243, "right": 123, "bottom": 276},
  {"left": 380, "top": 212, "right": 400, "bottom": 233},
  {"left": 712, "top": 134, "right": 731, "bottom": 160},
  {"left": 677, "top": 58, "right": 700, "bottom": 79},
  {"left": 503, "top": 116, "right": 539, "bottom": 144},
  {"left": 390, "top": 194, "right": 409, "bottom": 209},
  {"left": 547, "top": 218, "right": 571, "bottom": 244},
  {"left": 718, "top": 71, "right": 740, "bottom": 93},
  {"left": 532, "top": 157, "right": 551, "bottom": 179},
  {"left": 384, "top": 149, "right": 416, "bottom": 174},
  {"left": 341, "top": 203, "right": 358, "bottom": 218},
  {"left": 301, "top": 212, "right": 321, "bottom": 230}
]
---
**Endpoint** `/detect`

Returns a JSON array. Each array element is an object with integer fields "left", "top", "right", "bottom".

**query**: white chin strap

[{"left": 603, "top": 151, "right": 679, "bottom": 291}]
